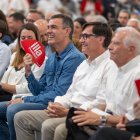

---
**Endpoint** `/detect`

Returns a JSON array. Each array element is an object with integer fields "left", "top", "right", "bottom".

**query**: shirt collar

[
  {"left": 119, "top": 55, "right": 140, "bottom": 73},
  {"left": 86, "top": 50, "right": 110, "bottom": 65},
  {"left": 55, "top": 42, "right": 74, "bottom": 59}
]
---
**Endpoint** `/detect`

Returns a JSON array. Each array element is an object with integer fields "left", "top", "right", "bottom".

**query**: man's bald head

[{"left": 34, "top": 19, "right": 48, "bottom": 45}]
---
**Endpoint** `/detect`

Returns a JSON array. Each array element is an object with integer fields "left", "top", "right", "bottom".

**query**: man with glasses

[{"left": 14, "top": 22, "right": 112, "bottom": 140}]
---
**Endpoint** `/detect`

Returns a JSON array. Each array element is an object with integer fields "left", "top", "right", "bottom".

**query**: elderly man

[
  {"left": 66, "top": 26, "right": 140, "bottom": 140},
  {"left": 0, "top": 14, "right": 85, "bottom": 140},
  {"left": 14, "top": 22, "right": 112, "bottom": 140}
]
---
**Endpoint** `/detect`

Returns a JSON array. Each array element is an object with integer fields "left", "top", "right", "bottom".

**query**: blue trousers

[{"left": 0, "top": 102, "right": 47, "bottom": 140}]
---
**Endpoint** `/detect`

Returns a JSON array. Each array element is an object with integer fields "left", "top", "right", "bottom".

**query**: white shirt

[
  {"left": 1, "top": 53, "right": 46, "bottom": 95},
  {"left": 55, "top": 50, "right": 111, "bottom": 110},
  {"left": 105, "top": 55, "right": 140, "bottom": 120},
  {"left": 0, "top": 41, "right": 11, "bottom": 79}
]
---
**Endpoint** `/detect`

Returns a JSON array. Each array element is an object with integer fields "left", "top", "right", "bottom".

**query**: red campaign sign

[
  {"left": 135, "top": 79, "right": 140, "bottom": 97},
  {"left": 21, "top": 39, "right": 45, "bottom": 67}
]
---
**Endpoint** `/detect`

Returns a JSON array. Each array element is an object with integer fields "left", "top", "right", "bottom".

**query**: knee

[
  {"left": 54, "top": 123, "right": 67, "bottom": 140},
  {"left": 7, "top": 104, "right": 19, "bottom": 118},
  {"left": 41, "top": 120, "right": 52, "bottom": 133},
  {"left": 14, "top": 111, "right": 26, "bottom": 126}
]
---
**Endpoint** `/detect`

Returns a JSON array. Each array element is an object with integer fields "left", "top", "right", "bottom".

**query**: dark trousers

[
  {"left": 66, "top": 107, "right": 90, "bottom": 140},
  {"left": 89, "top": 127, "right": 133, "bottom": 140},
  {"left": 0, "top": 89, "right": 12, "bottom": 101}
]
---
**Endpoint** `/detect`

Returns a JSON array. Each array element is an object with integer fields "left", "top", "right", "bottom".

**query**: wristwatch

[{"left": 100, "top": 115, "right": 108, "bottom": 126}]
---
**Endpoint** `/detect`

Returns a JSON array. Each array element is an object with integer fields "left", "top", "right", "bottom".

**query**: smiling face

[
  {"left": 80, "top": 25, "right": 105, "bottom": 59},
  {"left": 47, "top": 18, "right": 69, "bottom": 47}
]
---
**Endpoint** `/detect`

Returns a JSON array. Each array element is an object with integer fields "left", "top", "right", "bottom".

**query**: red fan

[
  {"left": 135, "top": 79, "right": 140, "bottom": 97},
  {"left": 21, "top": 39, "right": 45, "bottom": 67}
]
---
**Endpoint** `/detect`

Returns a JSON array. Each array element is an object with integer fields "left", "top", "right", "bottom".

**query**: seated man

[
  {"left": 14, "top": 22, "right": 112, "bottom": 140},
  {"left": 0, "top": 14, "right": 85, "bottom": 140},
  {"left": 65, "top": 26, "right": 140, "bottom": 140},
  {"left": 89, "top": 100, "right": 140, "bottom": 140}
]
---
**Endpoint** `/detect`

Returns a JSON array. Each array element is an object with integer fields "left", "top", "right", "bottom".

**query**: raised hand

[{"left": 23, "top": 53, "right": 33, "bottom": 76}]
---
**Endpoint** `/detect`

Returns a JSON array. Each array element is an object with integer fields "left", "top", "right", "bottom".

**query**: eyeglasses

[{"left": 79, "top": 33, "right": 98, "bottom": 40}]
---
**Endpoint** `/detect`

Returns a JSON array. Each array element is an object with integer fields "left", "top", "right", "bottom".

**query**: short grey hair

[
  {"left": 127, "top": 18, "right": 140, "bottom": 30},
  {"left": 92, "top": 15, "right": 108, "bottom": 24},
  {"left": 115, "top": 26, "right": 140, "bottom": 54},
  {"left": 85, "top": 14, "right": 108, "bottom": 24}
]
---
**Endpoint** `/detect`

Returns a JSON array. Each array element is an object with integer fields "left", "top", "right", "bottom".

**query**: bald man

[{"left": 34, "top": 19, "right": 53, "bottom": 57}]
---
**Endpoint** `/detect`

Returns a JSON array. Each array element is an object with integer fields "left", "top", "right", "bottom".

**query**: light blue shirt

[{"left": 45, "top": 45, "right": 53, "bottom": 57}]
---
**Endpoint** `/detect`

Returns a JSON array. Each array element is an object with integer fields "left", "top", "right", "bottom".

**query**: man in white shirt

[
  {"left": 14, "top": 22, "right": 112, "bottom": 140},
  {"left": 69, "top": 26, "right": 140, "bottom": 140}
]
